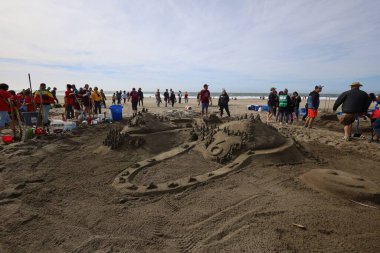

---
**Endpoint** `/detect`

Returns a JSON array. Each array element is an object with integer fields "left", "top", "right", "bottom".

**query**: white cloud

[{"left": 0, "top": 0, "right": 379, "bottom": 93}]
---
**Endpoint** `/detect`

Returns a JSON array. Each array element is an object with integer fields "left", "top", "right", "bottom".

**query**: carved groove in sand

[{"left": 112, "top": 113, "right": 296, "bottom": 196}]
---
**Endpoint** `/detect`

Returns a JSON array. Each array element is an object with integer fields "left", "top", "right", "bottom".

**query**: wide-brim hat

[{"left": 350, "top": 82, "right": 363, "bottom": 87}]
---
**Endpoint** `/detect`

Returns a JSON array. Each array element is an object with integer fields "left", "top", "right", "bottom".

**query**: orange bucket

[{"left": 2, "top": 135, "right": 13, "bottom": 144}]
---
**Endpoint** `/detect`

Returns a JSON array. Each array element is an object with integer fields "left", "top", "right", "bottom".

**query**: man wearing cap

[
  {"left": 267, "top": 87, "right": 278, "bottom": 122},
  {"left": 199, "top": 84, "right": 212, "bottom": 117},
  {"left": 333, "top": 82, "right": 371, "bottom": 141},
  {"left": 304, "top": 85, "right": 323, "bottom": 128}
]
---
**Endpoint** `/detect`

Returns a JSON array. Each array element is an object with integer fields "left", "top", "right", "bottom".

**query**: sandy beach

[{"left": 1, "top": 96, "right": 380, "bottom": 252}]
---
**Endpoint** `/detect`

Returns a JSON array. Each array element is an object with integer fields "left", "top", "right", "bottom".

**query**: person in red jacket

[
  {"left": 0, "top": 83, "right": 12, "bottom": 132},
  {"left": 199, "top": 84, "right": 212, "bottom": 117}
]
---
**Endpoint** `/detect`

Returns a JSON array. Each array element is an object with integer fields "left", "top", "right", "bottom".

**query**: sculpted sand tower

[{"left": 112, "top": 113, "right": 300, "bottom": 196}]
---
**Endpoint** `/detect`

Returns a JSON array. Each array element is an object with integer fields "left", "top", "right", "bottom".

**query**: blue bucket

[
  {"left": 299, "top": 108, "right": 306, "bottom": 116},
  {"left": 109, "top": 105, "right": 123, "bottom": 121},
  {"left": 262, "top": 105, "right": 269, "bottom": 111}
]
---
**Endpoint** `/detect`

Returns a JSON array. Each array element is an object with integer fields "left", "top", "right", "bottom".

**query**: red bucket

[{"left": 2, "top": 135, "right": 13, "bottom": 144}]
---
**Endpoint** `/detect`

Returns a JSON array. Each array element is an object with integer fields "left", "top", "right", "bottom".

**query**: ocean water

[{"left": 56, "top": 91, "right": 339, "bottom": 100}]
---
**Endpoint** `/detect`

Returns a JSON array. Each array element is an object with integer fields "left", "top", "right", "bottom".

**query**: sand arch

[{"left": 300, "top": 169, "right": 380, "bottom": 203}]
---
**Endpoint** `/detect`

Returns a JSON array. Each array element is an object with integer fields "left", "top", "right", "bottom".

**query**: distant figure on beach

[
  {"left": 122, "top": 91, "right": 128, "bottom": 104},
  {"left": 34, "top": 83, "right": 54, "bottom": 126},
  {"left": 138, "top": 88, "right": 144, "bottom": 107},
  {"left": 277, "top": 89, "right": 291, "bottom": 125},
  {"left": 116, "top": 91, "right": 122, "bottom": 104},
  {"left": 64, "top": 84, "right": 74, "bottom": 119},
  {"left": 128, "top": 88, "right": 139, "bottom": 116},
  {"left": 0, "top": 83, "right": 12, "bottom": 132},
  {"left": 112, "top": 93, "right": 116, "bottom": 104},
  {"left": 51, "top": 87, "right": 59, "bottom": 104},
  {"left": 304, "top": 85, "right": 323, "bottom": 129},
  {"left": 199, "top": 84, "right": 212, "bottom": 117},
  {"left": 333, "top": 82, "right": 371, "bottom": 141},
  {"left": 100, "top": 89, "right": 107, "bottom": 108},
  {"left": 292, "top": 92, "right": 301, "bottom": 120},
  {"left": 371, "top": 95, "right": 380, "bottom": 142},
  {"left": 163, "top": 89, "right": 169, "bottom": 107},
  {"left": 170, "top": 89, "right": 176, "bottom": 107},
  {"left": 91, "top": 87, "right": 103, "bottom": 114},
  {"left": 184, "top": 91, "right": 189, "bottom": 103},
  {"left": 155, "top": 89, "right": 161, "bottom": 107},
  {"left": 81, "top": 84, "right": 92, "bottom": 114},
  {"left": 178, "top": 90, "right": 182, "bottom": 103},
  {"left": 267, "top": 87, "right": 278, "bottom": 122},
  {"left": 218, "top": 88, "right": 230, "bottom": 117}
]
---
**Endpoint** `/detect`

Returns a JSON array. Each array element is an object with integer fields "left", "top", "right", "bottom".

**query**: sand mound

[{"left": 300, "top": 169, "right": 380, "bottom": 203}]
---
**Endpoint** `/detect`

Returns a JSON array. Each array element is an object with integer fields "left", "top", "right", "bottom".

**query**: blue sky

[{"left": 0, "top": 0, "right": 379, "bottom": 93}]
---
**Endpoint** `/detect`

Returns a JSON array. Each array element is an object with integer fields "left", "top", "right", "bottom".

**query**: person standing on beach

[
  {"left": 34, "top": 83, "right": 54, "bottom": 126},
  {"left": 218, "top": 89, "right": 230, "bottom": 117},
  {"left": 112, "top": 93, "right": 116, "bottom": 105},
  {"left": 128, "top": 88, "right": 139, "bottom": 116},
  {"left": 64, "top": 84, "right": 75, "bottom": 119},
  {"left": 199, "top": 84, "right": 212, "bottom": 117},
  {"left": 51, "top": 87, "right": 59, "bottom": 104},
  {"left": 267, "top": 87, "right": 278, "bottom": 122},
  {"left": 170, "top": 89, "right": 176, "bottom": 107},
  {"left": 292, "top": 92, "right": 301, "bottom": 120},
  {"left": 100, "top": 89, "right": 107, "bottom": 108},
  {"left": 155, "top": 89, "right": 161, "bottom": 107},
  {"left": 304, "top": 85, "right": 323, "bottom": 128},
  {"left": 178, "top": 90, "right": 182, "bottom": 103},
  {"left": 184, "top": 91, "right": 189, "bottom": 103},
  {"left": 81, "top": 84, "right": 91, "bottom": 114},
  {"left": 91, "top": 87, "right": 103, "bottom": 114},
  {"left": 0, "top": 83, "right": 12, "bottom": 132},
  {"left": 333, "top": 82, "right": 371, "bottom": 141},
  {"left": 277, "top": 89, "right": 290, "bottom": 124},
  {"left": 137, "top": 88, "right": 144, "bottom": 107},
  {"left": 163, "top": 89, "right": 169, "bottom": 107},
  {"left": 122, "top": 91, "right": 128, "bottom": 104}
]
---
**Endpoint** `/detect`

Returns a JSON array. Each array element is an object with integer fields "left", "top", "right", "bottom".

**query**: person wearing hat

[
  {"left": 267, "top": 87, "right": 278, "bottom": 122},
  {"left": 333, "top": 82, "right": 372, "bottom": 141},
  {"left": 199, "top": 84, "right": 212, "bottom": 117},
  {"left": 304, "top": 85, "right": 323, "bottom": 128}
]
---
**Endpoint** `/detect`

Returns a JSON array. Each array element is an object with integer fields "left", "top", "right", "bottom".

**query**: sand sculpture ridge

[{"left": 111, "top": 113, "right": 297, "bottom": 196}]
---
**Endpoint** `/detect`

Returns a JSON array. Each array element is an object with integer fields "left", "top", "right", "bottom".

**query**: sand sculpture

[
  {"left": 112, "top": 112, "right": 297, "bottom": 196},
  {"left": 300, "top": 169, "right": 380, "bottom": 203}
]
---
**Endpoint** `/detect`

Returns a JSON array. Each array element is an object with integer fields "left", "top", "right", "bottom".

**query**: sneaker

[{"left": 342, "top": 136, "right": 351, "bottom": 141}]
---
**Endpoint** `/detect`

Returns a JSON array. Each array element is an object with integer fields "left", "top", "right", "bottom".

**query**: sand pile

[{"left": 300, "top": 169, "right": 380, "bottom": 203}]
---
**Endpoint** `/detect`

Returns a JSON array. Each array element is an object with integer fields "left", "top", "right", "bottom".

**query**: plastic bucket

[
  {"left": 2, "top": 135, "right": 13, "bottom": 144},
  {"left": 262, "top": 105, "right": 269, "bottom": 111},
  {"left": 109, "top": 105, "right": 123, "bottom": 121},
  {"left": 22, "top": 112, "right": 39, "bottom": 126}
]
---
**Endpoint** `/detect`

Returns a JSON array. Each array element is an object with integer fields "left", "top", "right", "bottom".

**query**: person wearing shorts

[
  {"left": 128, "top": 88, "right": 139, "bottom": 116},
  {"left": 199, "top": 84, "right": 212, "bottom": 117},
  {"left": 304, "top": 85, "right": 323, "bottom": 128},
  {"left": 333, "top": 82, "right": 371, "bottom": 141}
]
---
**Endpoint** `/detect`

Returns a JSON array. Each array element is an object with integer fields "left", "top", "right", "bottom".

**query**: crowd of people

[{"left": 1, "top": 81, "right": 379, "bottom": 143}]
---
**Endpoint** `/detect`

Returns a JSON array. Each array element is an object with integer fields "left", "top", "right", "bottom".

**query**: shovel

[{"left": 353, "top": 114, "right": 362, "bottom": 137}]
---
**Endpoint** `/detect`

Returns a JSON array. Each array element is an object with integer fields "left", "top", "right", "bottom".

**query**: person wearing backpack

[
  {"left": 128, "top": 88, "right": 139, "bottom": 116},
  {"left": 277, "top": 89, "right": 291, "bottom": 125}
]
